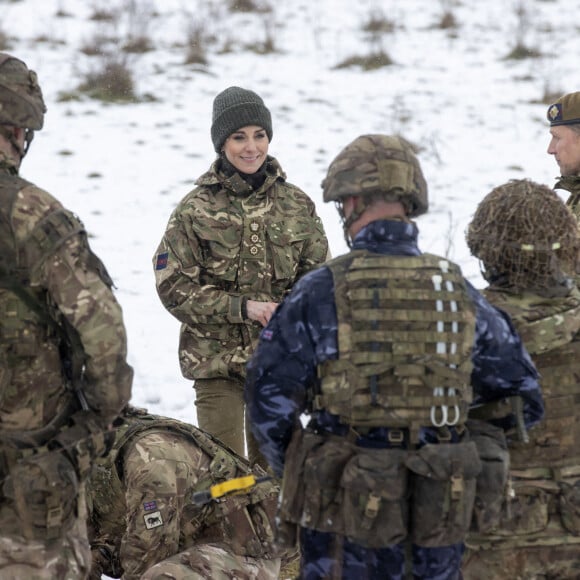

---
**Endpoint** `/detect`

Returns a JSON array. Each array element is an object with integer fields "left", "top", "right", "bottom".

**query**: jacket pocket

[{"left": 266, "top": 221, "right": 307, "bottom": 282}]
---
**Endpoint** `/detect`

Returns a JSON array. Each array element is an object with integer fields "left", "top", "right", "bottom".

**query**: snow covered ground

[{"left": 5, "top": 0, "right": 575, "bottom": 423}]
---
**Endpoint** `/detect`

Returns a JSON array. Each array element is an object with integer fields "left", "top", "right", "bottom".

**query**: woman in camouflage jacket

[{"left": 153, "top": 86, "right": 329, "bottom": 467}]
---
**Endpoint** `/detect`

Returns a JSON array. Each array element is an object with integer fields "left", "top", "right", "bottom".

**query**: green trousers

[{"left": 193, "top": 377, "right": 267, "bottom": 470}]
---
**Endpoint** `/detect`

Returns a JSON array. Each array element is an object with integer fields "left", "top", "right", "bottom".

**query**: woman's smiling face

[{"left": 223, "top": 125, "right": 269, "bottom": 174}]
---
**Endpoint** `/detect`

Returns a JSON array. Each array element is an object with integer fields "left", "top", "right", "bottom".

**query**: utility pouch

[
  {"left": 223, "top": 496, "right": 278, "bottom": 558},
  {"left": 3, "top": 450, "right": 79, "bottom": 541},
  {"left": 277, "top": 428, "right": 326, "bottom": 548},
  {"left": 467, "top": 419, "right": 511, "bottom": 533},
  {"left": 301, "top": 435, "right": 355, "bottom": 534},
  {"left": 559, "top": 479, "right": 580, "bottom": 535},
  {"left": 341, "top": 446, "right": 408, "bottom": 547},
  {"left": 406, "top": 440, "right": 481, "bottom": 546},
  {"left": 492, "top": 483, "right": 549, "bottom": 535}
]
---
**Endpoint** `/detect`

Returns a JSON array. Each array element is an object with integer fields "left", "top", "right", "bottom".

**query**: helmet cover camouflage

[
  {"left": 0, "top": 53, "right": 46, "bottom": 130},
  {"left": 321, "top": 134, "right": 428, "bottom": 217},
  {"left": 467, "top": 179, "right": 579, "bottom": 290}
]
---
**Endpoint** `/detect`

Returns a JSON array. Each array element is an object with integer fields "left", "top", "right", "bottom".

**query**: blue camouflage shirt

[{"left": 245, "top": 219, "right": 544, "bottom": 476}]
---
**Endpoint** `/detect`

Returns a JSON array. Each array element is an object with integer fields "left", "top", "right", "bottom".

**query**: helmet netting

[{"left": 467, "top": 179, "right": 579, "bottom": 290}]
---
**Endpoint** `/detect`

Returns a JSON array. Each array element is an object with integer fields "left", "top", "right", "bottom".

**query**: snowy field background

[{"left": 3, "top": 0, "right": 576, "bottom": 422}]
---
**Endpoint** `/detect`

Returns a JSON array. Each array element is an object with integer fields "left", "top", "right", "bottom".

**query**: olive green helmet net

[
  {"left": 322, "top": 134, "right": 428, "bottom": 242},
  {"left": 467, "top": 179, "right": 579, "bottom": 291}
]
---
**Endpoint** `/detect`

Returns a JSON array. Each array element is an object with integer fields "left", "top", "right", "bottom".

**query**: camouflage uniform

[
  {"left": 464, "top": 179, "right": 580, "bottom": 579},
  {"left": 153, "top": 155, "right": 328, "bottom": 463},
  {"left": 547, "top": 92, "right": 580, "bottom": 219},
  {"left": 0, "top": 53, "right": 133, "bottom": 579},
  {"left": 246, "top": 136, "right": 544, "bottom": 580},
  {"left": 87, "top": 407, "right": 283, "bottom": 580},
  {"left": 555, "top": 174, "right": 580, "bottom": 220}
]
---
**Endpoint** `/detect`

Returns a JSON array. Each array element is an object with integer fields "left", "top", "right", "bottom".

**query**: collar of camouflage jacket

[{"left": 196, "top": 155, "right": 286, "bottom": 196}]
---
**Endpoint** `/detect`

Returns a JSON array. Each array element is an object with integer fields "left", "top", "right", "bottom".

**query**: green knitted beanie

[{"left": 211, "top": 86, "right": 273, "bottom": 152}]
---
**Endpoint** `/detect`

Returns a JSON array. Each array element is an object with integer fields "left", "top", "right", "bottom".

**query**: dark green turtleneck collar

[{"left": 218, "top": 154, "right": 268, "bottom": 192}]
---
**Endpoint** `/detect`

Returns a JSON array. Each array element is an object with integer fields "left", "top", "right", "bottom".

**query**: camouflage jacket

[
  {"left": 87, "top": 409, "right": 280, "bottom": 580},
  {"left": 0, "top": 167, "right": 133, "bottom": 439},
  {"left": 153, "top": 156, "right": 329, "bottom": 380},
  {"left": 554, "top": 174, "right": 580, "bottom": 220}
]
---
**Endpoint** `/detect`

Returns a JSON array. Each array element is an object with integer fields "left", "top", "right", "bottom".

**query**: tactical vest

[
  {"left": 484, "top": 288, "right": 580, "bottom": 470},
  {"left": 466, "top": 288, "right": 580, "bottom": 551},
  {"left": 89, "top": 409, "right": 280, "bottom": 562},
  {"left": 315, "top": 251, "right": 476, "bottom": 442}
]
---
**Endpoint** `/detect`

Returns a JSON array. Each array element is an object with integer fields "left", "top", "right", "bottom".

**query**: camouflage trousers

[
  {"left": 194, "top": 377, "right": 267, "bottom": 469},
  {"left": 462, "top": 544, "right": 580, "bottom": 579},
  {"left": 140, "top": 542, "right": 281, "bottom": 580},
  {"left": 0, "top": 514, "right": 91, "bottom": 580}
]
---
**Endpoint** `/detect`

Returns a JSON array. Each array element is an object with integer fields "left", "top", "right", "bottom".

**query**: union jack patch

[
  {"left": 262, "top": 329, "right": 274, "bottom": 341},
  {"left": 143, "top": 500, "right": 157, "bottom": 512}
]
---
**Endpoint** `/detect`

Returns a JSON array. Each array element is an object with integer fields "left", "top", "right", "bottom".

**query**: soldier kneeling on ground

[{"left": 86, "top": 405, "right": 290, "bottom": 580}]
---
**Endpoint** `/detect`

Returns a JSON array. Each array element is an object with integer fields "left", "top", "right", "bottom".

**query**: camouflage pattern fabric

[
  {"left": 87, "top": 410, "right": 282, "bottom": 580},
  {"left": 321, "top": 134, "right": 428, "bottom": 216},
  {"left": 0, "top": 503, "right": 91, "bottom": 580},
  {"left": 463, "top": 287, "right": 580, "bottom": 580},
  {"left": 0, "top": 53, "right": 46, "bottom": 131},
  {"left": 554, "top": 174, "right": 580, "bottom": 221},
  {"left": 0, "top": 168, "right": 132, "bottom": 577},
  {"left": 153, "top": 155, "right": 329, "bottom": 381},
  {"left": 246, "top": 219, "right": 543, "bottom": 579},
  {"left": 140, "top": 542, "right": 280, "bottom": 580},
  {"left": 0, "top": 173, "right": 133, "bottom": 432},
  {"left": 462, "top": 544, "right": 580, "bottom": 580},
  {"left": 317, "top": 250, "right": 475, "bottom": 439}
]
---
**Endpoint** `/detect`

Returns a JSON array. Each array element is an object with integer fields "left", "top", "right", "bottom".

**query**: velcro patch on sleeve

[{"left": 155, "top": 252, "right": 169, "bottom": 270}]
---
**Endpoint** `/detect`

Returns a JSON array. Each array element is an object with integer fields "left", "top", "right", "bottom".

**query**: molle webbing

[
  {"left": 316, "top": 251, "right": 475, "bottom": 438},
  {"left": 486, "top": 290, "right": 580, "bottom": 470},
  {"left": 115, "top": 411, "right": 242, "bottom": 467},
  {"left": 531, "top": 347, "right": 580, "bottom": 459}
]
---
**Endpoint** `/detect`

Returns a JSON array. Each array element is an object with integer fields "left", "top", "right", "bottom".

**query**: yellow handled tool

[{"left": 191, "top": 474, "right": 271, "bottom": 506}]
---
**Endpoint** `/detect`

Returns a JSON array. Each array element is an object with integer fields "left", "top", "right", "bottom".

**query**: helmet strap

[
  {"left": 339, "top": 196, "right": 369, "bottom": 248},
  {"left": 22, "top": 128, "right": 34, "bottom": 157}
]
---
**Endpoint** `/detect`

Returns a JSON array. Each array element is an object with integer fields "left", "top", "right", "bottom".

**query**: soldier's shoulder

[
  {"left": 11, "top": 183, "right": 64, "bottom": 240},
  {"left": 172, "top": 183, "right": 216, "bottom": 214}
]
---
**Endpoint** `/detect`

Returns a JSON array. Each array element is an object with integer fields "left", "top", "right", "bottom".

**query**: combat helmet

[
  {"left": 467, "top": 179, "right": 579, "bottom": 291},
  {"left": 322, "top": 134, "right": 428, "bottom": 229},
  {"left": 0, "top": 53, "right": 46, "bottom": 159}
]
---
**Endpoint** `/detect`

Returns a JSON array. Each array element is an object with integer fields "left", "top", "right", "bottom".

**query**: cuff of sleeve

[{"left": 228, "top": 295, "right": 245, "bottom": 323}]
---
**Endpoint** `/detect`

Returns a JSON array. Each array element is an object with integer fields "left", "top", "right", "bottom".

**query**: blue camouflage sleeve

[
  {"left": 467, "top": 283, "right": 544, "bottom": 429},
  {"left": 245, "top": 267, "right": 337, "bottom": 476}
]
